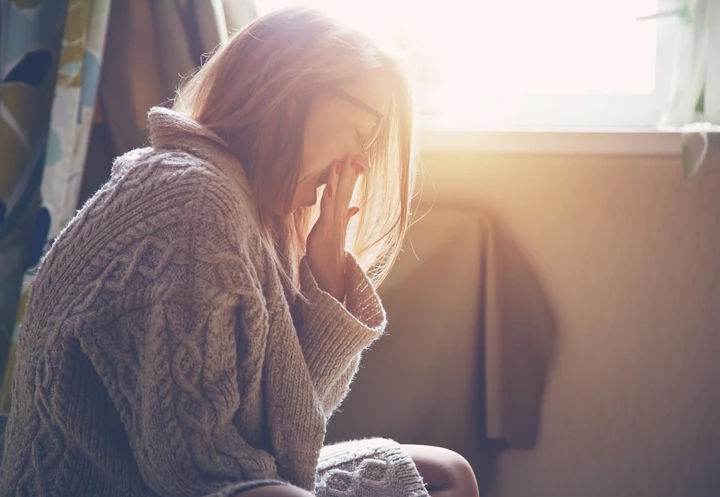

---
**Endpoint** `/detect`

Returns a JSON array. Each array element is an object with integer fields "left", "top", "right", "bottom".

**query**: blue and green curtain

[
  {"left": 0, "top": 0, "right": 112, "bottom": 413},
  {"left": 0, "top": 0, "right": 259, "bottom": 415}
]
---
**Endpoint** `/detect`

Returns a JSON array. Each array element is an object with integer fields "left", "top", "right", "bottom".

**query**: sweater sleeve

[
  {"left": 294, "top": 251, "right": 387, "bottom": 417},
  {"left": 77, "top": 175, "right": 291, "bottom": 496},
  {"left": 320, "top": 354, "right": 361, "bottom": 420},
  {"left": 79, "top": 264, "right": 290, "bottom": 497}
]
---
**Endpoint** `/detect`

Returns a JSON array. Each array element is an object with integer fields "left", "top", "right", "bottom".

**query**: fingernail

[
  {"left": 352, "top": 159, "right": 367, "bottom": 172},
  {"left": 326, "top": 184, "right": 332, "bottom": 198}
]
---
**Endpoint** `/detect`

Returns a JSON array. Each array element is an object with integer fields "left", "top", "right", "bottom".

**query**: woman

[{"left": 0, "top": 6, "right": 480, "bottom": 497}]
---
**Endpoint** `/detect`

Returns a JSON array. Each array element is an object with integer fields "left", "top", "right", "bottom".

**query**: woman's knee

[
  {"left": 401, "top": 444, "right": 479, "bottom": 494},
  {"left": 445, "top": 449, "right": 476, "bottom": 483},
  {"left": 234, "top": 483, "right": 315, "bottom": 497},
  {"left": 441, "top": 449, "right": 479, "bottom": 497}
]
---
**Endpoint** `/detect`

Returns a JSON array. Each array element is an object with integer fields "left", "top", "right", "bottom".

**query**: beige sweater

[{"left": 0, "top": 106, "right": 388, "bottom": 496}]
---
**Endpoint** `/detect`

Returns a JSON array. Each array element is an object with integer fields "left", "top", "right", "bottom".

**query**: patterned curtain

[
  {"left": 0, "top": 0, "right": 259, "bottom": 415},
  {"left": 0, "top": 0, "right": 112, "bottom": 413}
]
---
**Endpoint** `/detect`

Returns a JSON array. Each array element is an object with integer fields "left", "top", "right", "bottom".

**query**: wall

[{"left": 418, "top": 150, "right": 720, "bottom": 497}]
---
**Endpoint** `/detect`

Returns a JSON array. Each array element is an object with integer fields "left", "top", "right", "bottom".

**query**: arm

[
  {"left": 76, "top": 176, "right": 288, "bottom": 496},
  {"left": 79, "top": 262, "right": 286, "bottom": 497}
]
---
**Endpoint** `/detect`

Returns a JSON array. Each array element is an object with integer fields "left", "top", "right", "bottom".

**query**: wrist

[
  {"left": 326, "top": 274, "right": 347, "bottom": 303},
  {"left": 307, "top": 253, "right": 347, "bottom": 303}
]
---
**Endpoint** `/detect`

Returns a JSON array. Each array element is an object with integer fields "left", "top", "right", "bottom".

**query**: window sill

[{"left": 418, "top": 128, "right": 683, "bottom": 156}]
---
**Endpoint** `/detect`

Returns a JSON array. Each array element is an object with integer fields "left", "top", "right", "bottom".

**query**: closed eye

[{"left": 355, "top": 126, "right": 366, "bottom": 150}]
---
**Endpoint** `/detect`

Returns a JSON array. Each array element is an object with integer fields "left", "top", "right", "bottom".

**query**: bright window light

[{"left": 256, "top": 0, "right": 671, "bottom": 129}]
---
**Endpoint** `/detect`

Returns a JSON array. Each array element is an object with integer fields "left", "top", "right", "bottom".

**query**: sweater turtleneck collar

[{"left": 145, "top": 105, "right": 251, "bottom": 188}]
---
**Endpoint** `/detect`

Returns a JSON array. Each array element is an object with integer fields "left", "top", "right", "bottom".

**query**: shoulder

[
  {"left": 62, "top": 146, "right": 264, "bottom": 274},
  {"left": 111, "top": 147, "right": 258, "bottom": 227},
  {"left": 28, "top": 148, "right": 268, "bottom": 320},
  {"left": 142, "top": 149, "right": 267, "bottom": 263},
  {"left": 112, "top": 146, "right": 230, "bottom": 189}
]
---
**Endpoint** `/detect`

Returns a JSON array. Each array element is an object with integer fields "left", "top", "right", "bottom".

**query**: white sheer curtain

[{"left": 657, "top": 0, "right": 719, "bottom": 178}]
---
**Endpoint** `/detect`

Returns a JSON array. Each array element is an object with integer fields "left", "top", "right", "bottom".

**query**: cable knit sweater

[{"left": 0, "top": 106, "right": 430, "bottom": 496}]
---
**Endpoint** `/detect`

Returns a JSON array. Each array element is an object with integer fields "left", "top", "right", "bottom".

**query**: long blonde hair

[{"left": 171, "top": 6, "right": 418, "bottom": 300}]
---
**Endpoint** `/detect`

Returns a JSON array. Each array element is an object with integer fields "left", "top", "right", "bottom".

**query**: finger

[
  {"left": 325, "top": 157, "right": 348, "bottom": 221},
  {"left": 346, "top": 206, "right": 360, "bottom": 223},
  {"left": 320, "top": 161, "right": 340, "bottom": 221},
  {"left": 335, "top": 155, "right": 361, "bottom": 213}
]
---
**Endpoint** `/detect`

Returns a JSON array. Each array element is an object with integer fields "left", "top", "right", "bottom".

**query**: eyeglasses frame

[{"left": 325, "top": 86, "right": 385, "bottom": 157}]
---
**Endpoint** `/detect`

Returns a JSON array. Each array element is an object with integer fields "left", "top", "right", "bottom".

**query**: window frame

[
  {"left": 413, "top": 7, "right": 677, "bottom": 130},
  {"left": 256, "top": 0, "right": 684, "bottom": 154}
]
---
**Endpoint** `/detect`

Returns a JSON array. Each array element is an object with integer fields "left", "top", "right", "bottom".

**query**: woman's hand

[{"left": 306, "top": 154, "right": 367, "bottom": 303}]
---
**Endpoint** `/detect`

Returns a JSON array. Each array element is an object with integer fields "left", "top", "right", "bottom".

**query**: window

[{"left": 256, "top": 0, "right": 677, "bottom": 130}]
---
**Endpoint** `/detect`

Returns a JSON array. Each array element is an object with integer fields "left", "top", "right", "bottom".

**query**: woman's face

[{"left": 288, "top": 74, "right": 392, "bottom": 212}]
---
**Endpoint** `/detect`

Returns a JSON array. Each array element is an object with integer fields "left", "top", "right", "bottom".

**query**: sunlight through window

[{"left": 256, "top": 0, "right": 669, "bottom": 129}]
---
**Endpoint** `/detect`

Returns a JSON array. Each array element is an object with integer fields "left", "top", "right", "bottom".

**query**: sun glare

[{"left": 257, "top": 0, "right": 661, "bottom": 128}]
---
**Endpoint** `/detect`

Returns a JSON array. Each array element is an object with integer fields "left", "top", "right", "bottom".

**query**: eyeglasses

[{"left": 326, "top": 86, "right": 385, "bottom": 157}]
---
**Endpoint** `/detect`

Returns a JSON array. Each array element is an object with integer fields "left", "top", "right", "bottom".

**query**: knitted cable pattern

[
  {"left": 315, "top": 438, "right": 429, "bottom": 497},
  {"left": 0, "top": 106, "right": 427, "bottom": 497}
]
